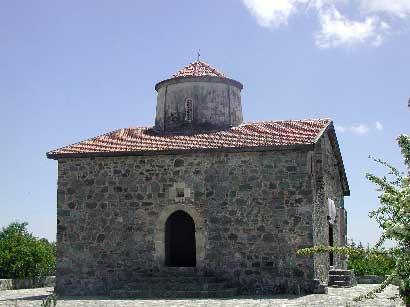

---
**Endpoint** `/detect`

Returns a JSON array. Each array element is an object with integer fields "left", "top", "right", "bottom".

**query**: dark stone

[
  {"left": 151, "top": 182, "right": 160, "bottom": 193},
  {"left": 220, "top": 216, "right": 232, "bottom": 224},
  {"left": 194, "top": 191, "right": 204, "bottom": 199},
  {"left": 279, "top": 182, "right": 289, "bottom": 189},
  {"left": 269, "top": 182, "right": 277, "bottom": 189},
  {"left": 99, "top": 203, "right": 108, "bottom": 209},
  {"left": 248, "top": 175, "right": 258, "bottom": 181},
  {"left": 100, "top": 186, "right": 108, "bottom": 193},
  {"left": 204, "top": 174, "right": 215, "bottom": 183},
  {"left": 293, "top": 216, "right": 302, "bottom": 225},
  {"left": 239, "top": 184, "right": 252, "bottom": 191},
  {"left": 236, "top": 198, "right": 247, "bottom": 206},
  {"left": 257, "top": 225, "right": 265, "bottom": 232},
  {"left": 174, "top": 158, "right": 184, "bottom": 168},
  {"left": 209, "top": 216, "right": 219, "bottom": 224},
  {"left": 228, "top": 233, "right": 238, "bottom": 241},
  {"left": 262, "top": 233, "right": 275, "bottom": 242},
  {"left": 86, "top": 202, "right": 97, "bottom": 209},
  {"left": 293, "top": 268, "right": 305, "bottom": 277},
  {"left": 85, "top": 179, "right": 94, "bottom": 186},
  {"left": 286, "top": 166, "right": 297, "bottom": 172}
]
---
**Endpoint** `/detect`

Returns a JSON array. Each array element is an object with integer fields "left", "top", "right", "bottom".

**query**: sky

[{"left": 0, "top": 0, "right": 409, "bottom": 244}]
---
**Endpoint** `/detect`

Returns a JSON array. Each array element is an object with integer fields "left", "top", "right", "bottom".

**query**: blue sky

[{"left": 0, "top": 0, "right": 409, "bottom": 244}]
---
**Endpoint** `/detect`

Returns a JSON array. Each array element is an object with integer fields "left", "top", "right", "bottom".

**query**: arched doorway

[{"left": 165, "top": 210, "right": 196, "bottom": 267}]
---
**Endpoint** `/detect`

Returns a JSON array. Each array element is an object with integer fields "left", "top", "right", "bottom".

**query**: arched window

[{"left": 185, "top": 98, "right": 193, "bottom": 122}]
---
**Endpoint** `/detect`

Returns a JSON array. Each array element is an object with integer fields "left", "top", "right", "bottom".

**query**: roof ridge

[{"left": 238, "top": 118, "right": 332, "bottom": 126}]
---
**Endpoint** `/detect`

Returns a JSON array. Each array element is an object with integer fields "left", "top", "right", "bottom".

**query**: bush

[
  {"left": 0, "top": 222, "right": 56, "bottom": 279},
  {"left": 347, "top": 241, "right": 395, "bottom": 276}
]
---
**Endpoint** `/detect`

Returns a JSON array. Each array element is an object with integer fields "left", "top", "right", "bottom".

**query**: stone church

[{"left": 47, "top": 60, "right": 350, "bottom": 297}]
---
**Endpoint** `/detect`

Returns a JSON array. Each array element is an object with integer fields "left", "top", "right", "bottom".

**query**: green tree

[
  {"left": 347, "top": 241, "right": 395, "bottom": 276},
  {"left": 298, "top": 135, "right": 410, "bottom": 306},
  {"left": 0, "top": 221, "right": 56, "bottom": 279}
]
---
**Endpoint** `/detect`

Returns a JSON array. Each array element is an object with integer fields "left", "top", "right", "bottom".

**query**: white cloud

[
  {"left": 335, "top": 123, "right": 370, "bottom": 135},
  {"left": 350, "top": 124, "right": 370, "bottom": 134},
  {"left": 241, "top": 0, "right": 308, "bottom": 27},
  {"left": 315, "top": 6, "right": 386, "bottom": 48},
  {"left": 359, "top": 0, "right": 410, "bottom": 18},
  {"left": 375, "top": 121, "right": 384, "bottom": 131},
  {"left": 241, "top": 0, "right": 408, "bottom": 48}
]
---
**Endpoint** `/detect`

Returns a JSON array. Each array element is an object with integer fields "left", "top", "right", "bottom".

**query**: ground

[{"left": 0, "top": 285, "right": 404, "bottom": 307}]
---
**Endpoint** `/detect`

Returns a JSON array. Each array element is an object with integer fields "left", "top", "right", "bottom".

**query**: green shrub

[
  {"left": 0, "top": 222, "right": 56, "bottom": 279},
  {"left": 347, "top": 242, "right": 395, "bottom": 276}
]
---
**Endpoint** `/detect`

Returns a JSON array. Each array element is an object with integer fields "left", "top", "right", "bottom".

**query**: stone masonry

[
  {"left": 48, "top": 60, "right": 350, "bottom": 297},
  {"left": 55, "top": 137, "right": 345, "bottom": 295}
]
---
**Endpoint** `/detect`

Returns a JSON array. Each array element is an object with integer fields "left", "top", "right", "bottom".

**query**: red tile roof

[
  {"left": 172, "top": 60, "right": 225, "bottom": 78},
  {"left": 47, "top": 119, "right": 331, "bottom": 158}
]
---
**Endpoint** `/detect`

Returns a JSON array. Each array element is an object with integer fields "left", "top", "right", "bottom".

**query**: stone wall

[
  {"left": 155, "top": 78, "right": 243, "bottom": 132},
  {"left": 321, "top": 133, "right": 347, "bottom": 269},
  {"left": 56, "top": 149, "right": 328, "bottom": 296},
  {"left": 356, "top": 275, "right": 386, "bottom": 284},
  {"left": 0, "top": 276, "right": 55, "bottom": 291},
  {"left": 311, "top": 132, "right": 347, "bottom": 284}
]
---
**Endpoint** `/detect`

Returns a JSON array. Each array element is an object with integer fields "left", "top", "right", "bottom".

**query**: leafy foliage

[
  {"left": 298, "top": 134, "right": 410, "bottom": 306},
  {"left": 0, "top": 222, "right": 56, "bottom": 279},
  {"left": 347, "top": 241, "right": 395, "bottom": 276},
  {"left": 366, "top": 135, "right": 410, "bottom": 305}
]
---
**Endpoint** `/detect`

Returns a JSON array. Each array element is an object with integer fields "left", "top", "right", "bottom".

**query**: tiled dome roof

[{"left": 172, "top": 60, "right": 225, "bottom": 78}]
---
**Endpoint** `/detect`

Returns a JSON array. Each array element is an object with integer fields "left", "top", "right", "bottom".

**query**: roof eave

[
  {"left": 46, "top": 143, "right": 315, "bottom": 160},
  {"left": 154, "top": 76, "right": 243, "bottom": 91}
]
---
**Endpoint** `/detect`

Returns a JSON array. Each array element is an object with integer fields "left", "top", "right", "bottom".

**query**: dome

[{"left": 154, "top": 60, "right": 243, "bottom": 134}]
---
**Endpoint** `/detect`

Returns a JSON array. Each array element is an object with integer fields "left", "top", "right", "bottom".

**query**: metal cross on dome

[{"left": 197, "top": 49, "right": 201, "bottom": 61}]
